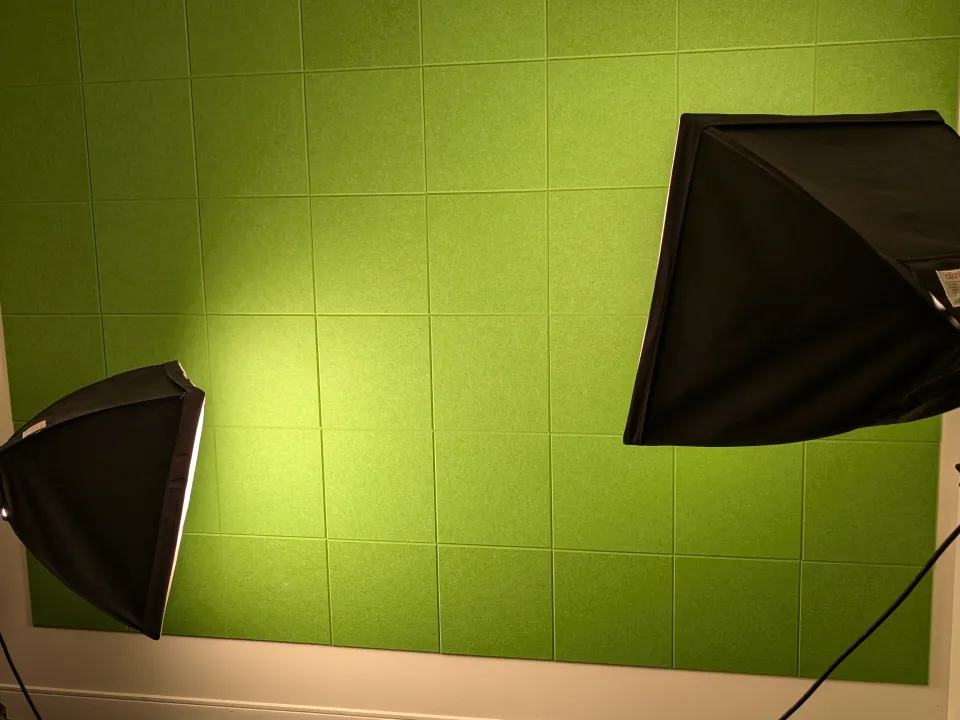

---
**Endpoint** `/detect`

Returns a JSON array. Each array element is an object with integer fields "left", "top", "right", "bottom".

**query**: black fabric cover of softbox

[
  {"left": 624, "top": 111, "right": 960, "bottom": 447},
  {"left": 0, "top": 362, "right": 204, "bottom": 639}
]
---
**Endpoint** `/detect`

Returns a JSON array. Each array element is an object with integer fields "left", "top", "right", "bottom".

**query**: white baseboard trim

[{"left": 0, "top": 685, "right": 497, "bottom": 720}]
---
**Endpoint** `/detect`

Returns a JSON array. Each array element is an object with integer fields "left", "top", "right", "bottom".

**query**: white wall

[{"left": 1, "top": 307, "right": 959, "bottom": 720}]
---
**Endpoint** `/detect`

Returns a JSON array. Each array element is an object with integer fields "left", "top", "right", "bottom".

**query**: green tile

[
  {"left": 95, "top": 200, "right": 204, "bottom": 314},
  {"left": 3, "top": 315, "right": 105, "bottom": 423},
  {"left": 550, "top": 315, "right": 644, "bottom": 434},
  {"left": 0, "top": 204, "right": 98, "bottom": 314},
  {"left": 187, "top": 0, "right": 302, "bottom": 76},
  {"left": 200, "top": 198, "right": 313, "bottom": 314},
  {"left": 0, "top": 86, "right": 89, "bottom": 202},
  {"left": 816, "top": 40, "right": 960, "bottom": 126},
  {"left": 549, "top": 56, "right": 676, "bottom": 189},
  {"left": 422, "top": 0, "right": 544, "bottom": 63},
  {"left": 549, "top": 188, "right": 666, "bottom": 314},
  {"left": 554, "top": 551, "right": 672, "bottom": 667},
  {"left": 675, "top": 557, "right": 800, "bottom": 676},
  {"left": 435, "top": 432, "right": 550, "bottom": 547},
  {"left": 207, "top": 315, "right": 319, "bottom": 428},
  {"left": 76, "top": 0, "right": 188, "bottom": 81},
  {"left": 316, "top": 316, "right": 432, "bottom": 430},
  {"left": 832, "top": 416, "right": 941, "bottom": 442},
  {"left": 553, "top": 436, "right": 672, "bottom": 553},
  {"left": 185, "top": 426, "right": 220, "bottom": 534},
  {"left": 84, "top": 80, "right": 197, "bottom": 200},
  {"left": 328, "top": 541, "right": 439, "bottom": 652},
  {"left": 306, "top": 69, "right": 424, "bottom": 194},
  {"left": 678, "top": 0, "right": 816, "bottom": 50},
  {"left": 424, "top": 63, "right": 545, "bottom": 192},
  {"left": 438, "top": 546, "right": 552, "bottom": 659},
  {"left": 27, "top": 552, "right": 128, "bottom": 633},
  {"left": 216, "top": 427, "right": 324, "bottom": 537},
  {"left": 221, "top": 536, "right": 329, "bottom": 644},
  {"left": 548, "top": 0, "right": 676, "bottom": 57},
  {"left": 431, "top": 316, "right": 549, "bottom": 432},
  {"left": 428, "top": 192, "right": 547, "bottom": 313},
  {"left": 313, "top": 196, "right": 428, "bottom": 314},
  {"left": 323, "top": 430, "right": 435, "bottom": 542},
  {"left": 799, "top": 562, "right": 931, "bottom": 684},
  {"left": 679, "top": 48, "right": 816, "bottom": 115},
  {"left": 301, "top": 0, "right": 420, "bottom": 70},
  {"left": 102, "top": 315, "right": 212, "bottom": 422},
  {"left": 804, "top": 441, "right": 939, "bottom": 565},
  {"left": 193, "top": 74, "right": 308, "bottom": 196},
  {"left": 818, "top": 0, "right": 960, "bottom": 42},
  {"left": 0, "top": 0, "right": 80, "bottom": 86},
  {"left": 163, "top": 534, "right": 225, "bottom": 638},
  {"left": 676, "top": 445, "right": 803, "bottom": 559}
]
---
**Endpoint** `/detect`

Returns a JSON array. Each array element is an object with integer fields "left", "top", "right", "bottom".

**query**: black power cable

[
  {"left": 0, "top": 629, "right": 43, "bottom": 720},
  {"left": 779, "top": 518, "right": 960, "bottom": 719}
]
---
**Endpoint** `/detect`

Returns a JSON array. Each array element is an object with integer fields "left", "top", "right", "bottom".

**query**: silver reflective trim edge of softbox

[
  {"left": 161, "top": 399, "right": 205, "bottom": 618},
  {"left": 635, "top": 118, "right": 682, "bottom": 371}
]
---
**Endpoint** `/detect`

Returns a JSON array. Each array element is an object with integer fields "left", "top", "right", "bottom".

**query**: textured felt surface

[
  {"left": 548, "top": 56, "right": 676, "bottom": 189},
  {"left": 679, "top": 0, "right": 816, "bottom": 50},
  {"left": 4, "top": 315, "right": 105, "bottom": 423},
  {"left": 186, "top": 0, "right": 303, "bottom": 76},
  {"left": 816, "top": 40, "right": 960, "bottom": 125},
  {"left": 323, "top": 430, "right": 435, "bottom": 542},
  {"left": 439, "top": 546, "right": 553, "bottom": 659},
  {"left": 206, "top": 315, "right": 319, "bottom": 427},
  {"left": 676, "top": 445, "right": 804, "bottom": 559},
  {"left": 316, "top": 316, "right": 432, "bottom": 429},
  {"left": 435, "top": 432, "right": 551, "bottom": 547},
  {"left": 312, "top": 195, "right": 428, "bottom": 314},
  {"left": 0, "top": 0, "right": 80, "bottom": 86},
  {"left": 201, "top": 198, "right": 313, "bottom": 314},
  {"left": 84, "top": 80, "right": 197, "bottom": 200},
  {"left": 803, "top": 441, "right": 939, "bottom": 565},
  {"left": 424, "top": 63, "right": 545, "bottom": 192},
  {"left": 675, "top": 557, "right": 800, "bottom": 676},
  {"left": 549, "top": 188, "right": 666, "bottom": 314},
  {"left": 422, "top": 0, "right": 544, "bottom": 64},
  {"left": 799, "top": 562, "right": 933, "bottom": 684},
  {"left": 216, "top": 427, "right": 324, "bottom": 537},
  {"left": 553, "top": 437, "right": 673, "bottom": 554},
  {"left": 3, "top": 0, "right": 953, "bottom": 685},
  {"left": 328, "top": 540, "right": 439, "bottom": 652},
  {"left": 431, "top": 315, "right": 549, "bottom": 431},
  {"left": 101, "top": 314, "right": 212, "bottom": 417},
  {"left": 818, "top": 0, "right": 960, "bottom": 42},
  {"left": 76, "top": 0, "right": 188, "bottom": 82},
  {"left": 94, "top": 200, "right": 205, "bottom": 314},
  {"left": 220, "top": 536, "right": 329, "bottom": 644},
  {"left": 0, "top": 203, "right": 99, "bottom": 314},
  {"left": 306, "top": 69, "right": 425, "bottom": 194},
  {"left": 679, "top": 48, "right": 816, "bottom": 115},
  {"left": 554, "top": 551, "right": 673, "bottom": 667},
  {"left": 192, "top": 74, "right": 308, "bottom": 196},
  {"left": 428, "top": 193, "right": 547, "bottom": 314},
  {"left": 0, "top": 85, "right": 90, "bottom": 202},
  {"left": 549, "top": 315, "right": 644, "bottom": 434},
  {"left": 547, "top": 0, "right": 676, "bottom": 57},
  {"left": 163, "top": 534, "right": 225, "bottom": 637}
]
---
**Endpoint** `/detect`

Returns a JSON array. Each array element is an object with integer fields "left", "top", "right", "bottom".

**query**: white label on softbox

[
  {"left": 936, "top": 269, "right": 960, "bottom": 307},
  {"left": 21, "top": 420, "right": 46, "bottom": 438}
]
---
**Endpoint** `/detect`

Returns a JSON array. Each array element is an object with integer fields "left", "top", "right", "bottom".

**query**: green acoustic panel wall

[{"left": 1, "top": 0, "right": 955, "bottom": 687}]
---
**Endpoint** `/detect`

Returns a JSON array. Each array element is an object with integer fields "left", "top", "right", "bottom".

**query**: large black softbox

[
  {"left": 0, "top": 362, "right": 204, "bottom": 639},
  {"left": 624, "top": 111, "right": 960, "bottom": 447}
]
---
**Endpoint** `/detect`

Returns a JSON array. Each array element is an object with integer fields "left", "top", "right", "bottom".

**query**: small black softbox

[
  {"left": 624, "top": 111, "right": 960, "bottom": 447},
  {"left": 0, "top": 362, "right": 204, "bottom": 639}
]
